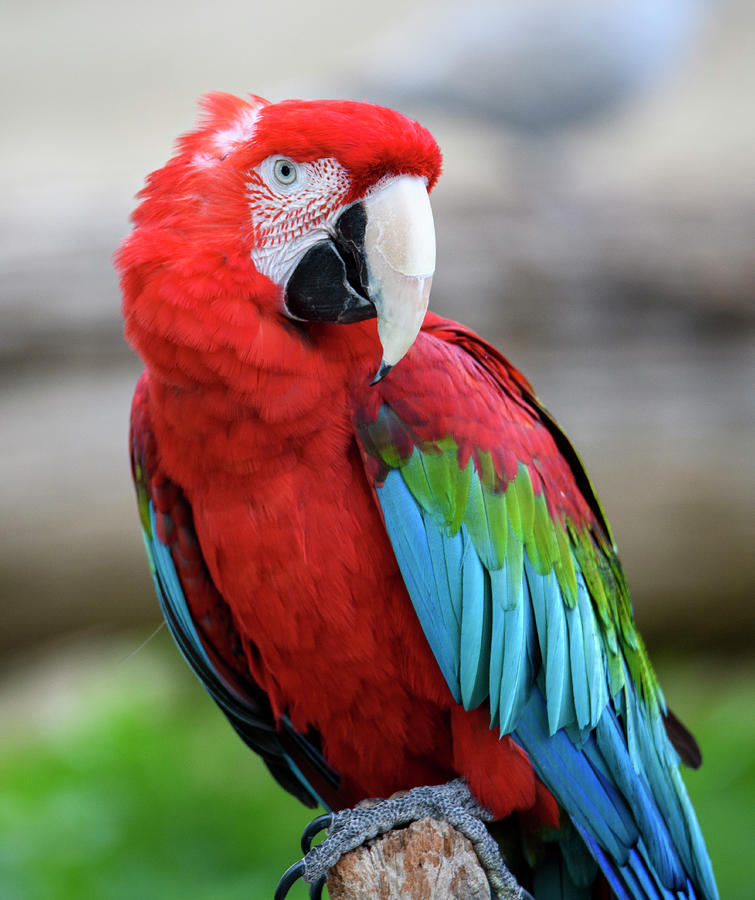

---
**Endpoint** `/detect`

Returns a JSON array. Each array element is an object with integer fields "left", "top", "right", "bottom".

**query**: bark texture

[{"left": 326, "top": 817, "right": 492, "bottom": 900}]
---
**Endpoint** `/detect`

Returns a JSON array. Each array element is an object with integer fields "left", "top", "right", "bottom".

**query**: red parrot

[{"left": 119, "top": 93, "right": 717, "bottom": 899}]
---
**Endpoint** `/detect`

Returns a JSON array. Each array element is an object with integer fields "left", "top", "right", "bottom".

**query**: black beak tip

[{"left": 369, "top": 360, "right": 393, "bottom": 386}]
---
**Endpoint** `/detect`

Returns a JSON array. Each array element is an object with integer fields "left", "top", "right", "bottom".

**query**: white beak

[{"left": 362, "top": 175, "right": 436, "bottom": 382}]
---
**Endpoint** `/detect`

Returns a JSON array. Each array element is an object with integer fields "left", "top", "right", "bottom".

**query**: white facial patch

[
  {"left": 248, "top": 157, "right": 352, "bottom": 285},
  {"left": 251, "top": 225, "right": 333, "bottom": 286}
]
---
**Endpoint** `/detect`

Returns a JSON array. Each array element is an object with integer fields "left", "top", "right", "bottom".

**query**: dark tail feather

[{"left": 663, "top": 709, "right": 702, "bottom": 769}]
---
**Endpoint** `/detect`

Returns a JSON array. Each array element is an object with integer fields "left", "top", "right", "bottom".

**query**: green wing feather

[
  {"left": 354, "top": 317, "right": 718, "bottom": 898},
  {"left": 360, "top": 401, "right": 661, "bottom": 733}
]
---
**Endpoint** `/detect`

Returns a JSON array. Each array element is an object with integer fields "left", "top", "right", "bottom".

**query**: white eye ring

[{"left": 273, "top": 158, "right": 298, "bottom": 185}]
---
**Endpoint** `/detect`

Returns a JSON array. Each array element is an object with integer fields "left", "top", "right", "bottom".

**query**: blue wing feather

[
  {"left": 379, "top": 471, "right": 462, "bottom": 702},
  {"left": 576, "top": 572, "right": 607, "bottom": 730},
  {"left": 139, "top": 497, "right": 340, "bottom": 811},
  {"left": 514, "top": 689, "right": 637, "bottom": 863},
  {"left": 594, "top": 711, "right": 685, "bottom": 890},
  {"left": 492, "top": 569, "right": 538, "bottom": 733},
  {"left": 525, "top": 559, "right": 576, "bottom": 735},
  {"left": 459, "top": 530, "right": 492, "bottom": 709},
  {"left": 424, "top": 515, "right": 464, "bottom": 638},
  {"left": 144, "top": 507, "right": 213, "bottom": 673},
  {"left": 565, "top": 585, "right": 591, "bottom": 730},
  {"left": 488, "top": 583, "right": 505, "bottom": 727},
  {"left": 374, "top": 454, "right": 717, "bottom": 900}
]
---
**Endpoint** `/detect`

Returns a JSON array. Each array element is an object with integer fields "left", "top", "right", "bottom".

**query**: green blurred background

[
  {"left": 2, "top": 638, "right": 753, "bottom": 899},
  {"left": 2, "top": 0, "right": 754, "bottom": 897}
]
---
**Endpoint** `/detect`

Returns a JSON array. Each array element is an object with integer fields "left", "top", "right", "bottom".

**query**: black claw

[
  {"left": 309, "top": 875, "right": 327, "bottom": 900},
  {"left": 275, "top": 860, "right": 306, "bottom": 900},
  {"left": 301, "top": 813, "right": 333, "bottom": 854}
]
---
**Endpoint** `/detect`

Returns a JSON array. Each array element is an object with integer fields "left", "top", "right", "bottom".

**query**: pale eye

[{"left": 273, "top": 158, "right": 298, "bottom": 185}]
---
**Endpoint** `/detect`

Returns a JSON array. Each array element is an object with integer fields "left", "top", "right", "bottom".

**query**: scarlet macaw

[{"left": 119, "top": 93, "right": 717, "bottom": 900}]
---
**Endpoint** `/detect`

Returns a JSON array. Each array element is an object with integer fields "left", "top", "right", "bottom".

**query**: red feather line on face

[{"left": 246, "top": 157, "right": 352, "bottom": 249}]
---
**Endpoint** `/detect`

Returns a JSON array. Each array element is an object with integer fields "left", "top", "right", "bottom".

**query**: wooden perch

[{"left": 326, "top": 817, "right": 494, "bottom": 900}]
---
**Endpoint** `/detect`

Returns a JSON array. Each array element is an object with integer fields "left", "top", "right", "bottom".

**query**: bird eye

[{"left": 273, "top": 158, "right": 298, "bottom": 185}]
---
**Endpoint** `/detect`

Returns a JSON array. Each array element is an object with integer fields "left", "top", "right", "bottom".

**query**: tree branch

[{"left": 326, "top": 817, "right": 498, "bottom": 900}]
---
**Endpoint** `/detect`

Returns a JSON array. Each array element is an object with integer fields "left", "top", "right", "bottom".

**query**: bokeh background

[{"left": 1, "top": 0, "right": 753, "bottom": 897}]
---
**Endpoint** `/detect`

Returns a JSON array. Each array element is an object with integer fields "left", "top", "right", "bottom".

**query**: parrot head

[{"left": 120, "top": 93, "right": 442, "bottom": 385}]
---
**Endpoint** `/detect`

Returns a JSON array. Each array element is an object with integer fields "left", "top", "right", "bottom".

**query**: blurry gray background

[{"left": 2, "top": 0, "right": 753, "bottom": 659}]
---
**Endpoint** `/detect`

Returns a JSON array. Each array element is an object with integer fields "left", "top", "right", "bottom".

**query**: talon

[
  {"left": 274, "top": 859, "right": 306, "bottom": 900},
  {"left": 309, "top": 875, "right": 327, "bottom": 900},
  {"left": 279, "top": 781, "right": 524, "bottom": 900},
  {"left": 301, "top": 813, "right": 333, "bottom": 854}
]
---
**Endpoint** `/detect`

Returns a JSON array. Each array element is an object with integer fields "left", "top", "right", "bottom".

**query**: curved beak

[
  {"left": 362, "top": 175, "right": 435, "bottom": 383},
  {"left": 283, "top": 175, "right": 435, "bottom": 383}
]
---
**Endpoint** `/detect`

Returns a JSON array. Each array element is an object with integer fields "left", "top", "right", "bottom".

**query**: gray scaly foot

[{"left": 275, "top": 778, "right": 533, "bottom": 899}]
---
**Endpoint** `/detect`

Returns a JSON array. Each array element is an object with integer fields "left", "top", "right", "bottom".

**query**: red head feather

[
  {"left": 127, "top": 93, "right": 441, "bottom": 240},
  {"left": 117, "top": 94, "right": 442, "bottom": 399}
]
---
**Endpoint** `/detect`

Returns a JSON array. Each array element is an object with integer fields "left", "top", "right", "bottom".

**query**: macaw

[{"left": 119, "top": 93, "right": 717, "bottom": 900}]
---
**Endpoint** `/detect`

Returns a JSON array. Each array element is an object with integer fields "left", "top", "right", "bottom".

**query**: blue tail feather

[{"left": 516, "top": 685, "right": 713, "bottom": 899}]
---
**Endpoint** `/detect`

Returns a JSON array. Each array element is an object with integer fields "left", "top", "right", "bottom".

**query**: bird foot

[{"left": 275, "top": 778, "right": 532, "bottom": 900}]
